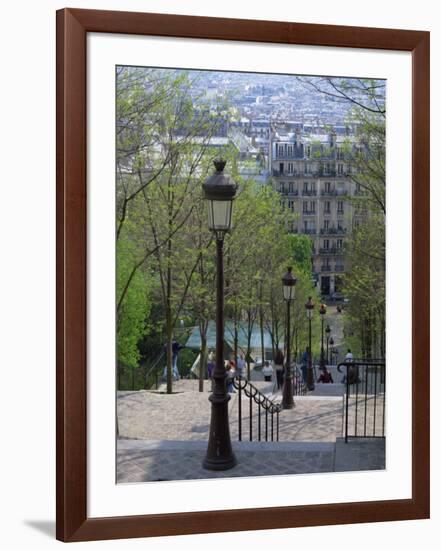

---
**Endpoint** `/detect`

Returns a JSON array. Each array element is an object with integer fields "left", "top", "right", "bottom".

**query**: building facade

[{"left": 269, "top": 126, "right": 363, "bottom": 297}]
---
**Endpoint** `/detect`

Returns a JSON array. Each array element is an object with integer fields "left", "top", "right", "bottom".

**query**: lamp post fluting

[
  {"left": 202, "top": 159, "right": 237, "bottom": 471},
  {"left": 319, "top": 303, "right": 327, "bottom": 369},
  {"left": 282, "top": 267, "right": 297, "bottom": 409},
  {"left": 325, "top": 324, "right": 331, "bottom": 365},
  {"left": 305, "top": 297, "right": 315, "bottom": 390}
]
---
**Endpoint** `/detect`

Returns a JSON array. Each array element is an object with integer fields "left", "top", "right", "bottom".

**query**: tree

[{"left": 297, "top": 77, "right": 386, "bottom": 358}]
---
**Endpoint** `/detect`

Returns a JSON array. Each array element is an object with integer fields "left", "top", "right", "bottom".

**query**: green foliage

[
  {"left": 287, "top": 234, "right": 313, "bottom": 274},
  {"left": 116, "top": 236, "right": 151, "bottom": 368}
]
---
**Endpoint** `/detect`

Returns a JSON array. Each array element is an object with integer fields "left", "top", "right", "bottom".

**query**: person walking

[
  {"left": 262, "top": 360, "right": 273, "bottom": 382},
  {"left": 274, "top": 348, "right": 284, "bottom": 390},
  {"left": 237, "top": 352, "right": 246, "bottom": 379},
  {"left": 301, "top": 348, "right": 310, "bottom": 385},
  {"left": 207, "top": 350, "right": 215, "bottom": 380},
  {"left": 226, "top": 360, "right": 236, "bottom": 393}
]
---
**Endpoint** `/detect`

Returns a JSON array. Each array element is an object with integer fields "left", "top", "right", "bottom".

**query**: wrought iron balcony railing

[
  {"left": 320, "top": 227, "right": 347, "bottom": 235},
  {"left": 319, "top": 247, "right": 345, "bottom": 255}
]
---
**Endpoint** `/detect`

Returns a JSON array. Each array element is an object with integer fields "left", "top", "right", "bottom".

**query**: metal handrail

[
  {"left": 144, "top": 351, "right": 165, "bottom": 389},
  {"left": 232, "top": 377, "right": 282, "bottom": 442},
  {"left": 337, "top": 360, "right": 386, "bottom": 443}
]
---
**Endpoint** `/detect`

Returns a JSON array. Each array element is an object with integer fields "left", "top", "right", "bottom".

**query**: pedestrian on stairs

[
  {"left": 262, "top": 361, "right": 273, "bottom": 381},
  {"left": 274, "top": 348, "right": 284, "bottom": 389}
]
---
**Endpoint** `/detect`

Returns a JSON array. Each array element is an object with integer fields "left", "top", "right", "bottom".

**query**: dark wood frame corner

[{"left": 56, "top": 7, "right": 430, "bottom": 542}]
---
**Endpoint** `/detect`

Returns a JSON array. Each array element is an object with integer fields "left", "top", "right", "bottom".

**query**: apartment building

[{"left": 270, "top": 126, "right": 363, "bottom": 297}]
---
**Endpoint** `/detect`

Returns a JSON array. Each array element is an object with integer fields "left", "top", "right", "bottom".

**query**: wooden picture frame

[{"left": 56, "top": 7, "right": 430, "bottom": 542}]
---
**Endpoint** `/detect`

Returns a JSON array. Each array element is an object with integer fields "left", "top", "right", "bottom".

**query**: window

[
  {"left": 323, "top": 239, "right": 330, "bottom": 249},
  {"left": 279, "top": 182, "right": 285, "bottom": 193},
  {"left": 303, "top": 181, "right": 308, "bottom": 192},
  {"left": 337, "top": 220, "right": 343, "bottom": 230},
  {"left": 337, "top": 201, "right": 344, "bottom": 214},
  {"left": 324, "top": 219, "right": 329, "bottom": 229},
  {"left": 336, "top": 239, "right": 343, "bottom": 249},
  {"left": 338, "top": 163, "right": 344, "bottom": 175},
  {"left": 288, "top": 200, "right": 295, "bottom": 212},
  {"left": 288, "top": 162, "right": 293, "bottom": 174},
  {"left": 324, "top": 201, "right": 331, "bottom": 214},
  {"left": 279, "top": 162, "right": 284, "bottom": 174},
  {"left": 310, "top": 201, "right": 316, "bottom": 213},
  {"left": 303, "top": 201, "right": 308, "bottom": 213},
  {"left": 325, "top": 181, "right": 331, "bottom": 193},
  {"left": 288, "top": 182, "right": 294, "bottom": 193}
]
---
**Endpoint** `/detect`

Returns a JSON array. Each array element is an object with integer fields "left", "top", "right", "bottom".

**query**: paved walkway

[
  {"left": 117, "top": 437, "right": 385, "bottom": 482},
  {"left": 117, "top": 440, "right": 336, "bottom": 482},
  {"left": 116, "top": 358, "right": 386, "bottom": 482},
  {"left": 117, "top": 388, "right": 343, "bottom": 443}
]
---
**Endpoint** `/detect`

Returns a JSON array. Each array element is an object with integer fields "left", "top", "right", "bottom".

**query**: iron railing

[
  {"left": 337, "top": 360, "right": 386, "bottom": 443},
  {"left": 232, "top": 377, "right": 282, "bottom": 442},
  {"left": 144, "top": 351, "right": 166, "bottom": 390}
]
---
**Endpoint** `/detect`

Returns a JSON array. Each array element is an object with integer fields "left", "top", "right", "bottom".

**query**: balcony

[
  {"left": 319, "top": 169, "right": 336, "bottom": 177},
  {"left": 335, "top": 265, "right": 345, "bottom": 272},
  {"left": 302, "top": 189, "right": 317, "bottom": 196},
  {"left": 321, "top": 189, "right": 348, "bottom": 196},
  {"left": 321, "top": 265, "right": 332, "bottom": 272},
  {"left": 302, "top": 210, "right": 317, "bottom": 216},
  {"left": 319, "top": 247, "right": 345, "bottom": 255},
  {"left": 320, "top": 227, "right": 347, "bottom": 235},
  {"left": 301, "top": 228, "right": 316, "bottom": 235},
  {"left": 279, "top": 189, "right": 299, "bottom": 196}
]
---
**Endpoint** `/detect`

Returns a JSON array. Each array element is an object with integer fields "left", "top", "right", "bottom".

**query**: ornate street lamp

[
  {"left": 319, "top": 303, "right": 327, "bottom": 369},
  {"left": 202, "top": 159, "right": 237, "bottom": 471},
  {"left": 329, "top": 336, "right": 335, "bottom": 365},
  {"left": 325, "top": 324, "right": 331, "bottom": 364},
  {"left": 282, "top": 266, "right": 297, "bottom": 409},
  {"left": 305, "top": 296, "right": 315, "bottom": 390}
]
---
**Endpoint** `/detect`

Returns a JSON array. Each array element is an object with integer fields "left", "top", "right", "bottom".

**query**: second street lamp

[
  {"left": 282, "top": 266, "right": 297, "bottom": 409},
  {"left": 202, "top": 159, "right": 237, "bottom": 471},
  {"left": 325, "top": 324, "right": 331, "bottom": 365},
  {"left": 319, "top": 303, "right": 327, "bottom": 369},
  {"left": 305, "top": 296, "right": 315, "bottom": 391},
  {"left": 329, "top": 336, "right": 335, "bottom": 365}
]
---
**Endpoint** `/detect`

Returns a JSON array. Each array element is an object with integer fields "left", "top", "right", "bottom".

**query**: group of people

[
  {"left": 164, "top": 338, "right": 356, "bottom": 389},
  {"left": 207, "top": 351, "right": 247, "bottom": 393}
]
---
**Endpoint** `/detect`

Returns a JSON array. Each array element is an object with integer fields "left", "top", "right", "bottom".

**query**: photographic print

[{"left": 115, "top": 66, "right": 386, "bottom": 483}]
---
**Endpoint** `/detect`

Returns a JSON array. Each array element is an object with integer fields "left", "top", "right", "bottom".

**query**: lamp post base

[
  {"left": 203, "top": 392, "right": 237, "bottom": 471},
  {"left": 281, "top": 375, "right": 294, "bottom": 409},
  {"left": 202, "top": 454, "right": 237, "bottom": 471}
]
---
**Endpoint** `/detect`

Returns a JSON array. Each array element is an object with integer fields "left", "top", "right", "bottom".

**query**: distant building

[{"left": 269, "top": 125, "right": 365, "bottom": 298}]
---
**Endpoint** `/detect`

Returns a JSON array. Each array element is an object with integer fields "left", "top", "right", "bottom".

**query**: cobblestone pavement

[
  {"left": 117, "top": 440, "right": 336, "bottom": 482},
  {"left": 117, "top": 388, "right": 344, "bottom": 443},
  {"left": 117, "top": 375, "right": 385, "bottom": 482},
  {"left": 334, "top": 437, "right": 385, "bottom": 471}
]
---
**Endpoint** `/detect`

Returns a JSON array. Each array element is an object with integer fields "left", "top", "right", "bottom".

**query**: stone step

[{"left": 117, "top": 438, "right": 336, "bottom": 482}]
